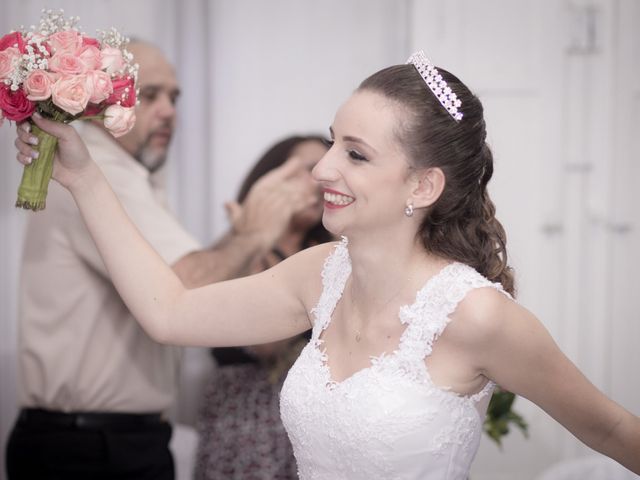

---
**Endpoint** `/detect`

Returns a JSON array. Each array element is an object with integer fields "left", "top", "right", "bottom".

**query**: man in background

[{"left": 5, "top": 40, "right": 316, "bottom": 480}]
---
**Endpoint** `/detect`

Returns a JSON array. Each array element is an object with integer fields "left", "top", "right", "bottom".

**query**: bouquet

[{"left": 0, "top": 9, "right": 138, "bottom": 211}]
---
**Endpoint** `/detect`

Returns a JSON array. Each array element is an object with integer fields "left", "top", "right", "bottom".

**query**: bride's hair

[{"left": 358, "top": 65, "right": 515, "bottom": 296}]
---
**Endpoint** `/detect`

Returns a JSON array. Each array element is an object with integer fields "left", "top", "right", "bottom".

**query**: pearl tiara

[{"left": 406, "top": 50, "right": 463, "bottom": 122}]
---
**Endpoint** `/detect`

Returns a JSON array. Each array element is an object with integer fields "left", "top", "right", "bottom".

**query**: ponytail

[{"left": 418, "top": 143, "right": 515, "bottom": 296}]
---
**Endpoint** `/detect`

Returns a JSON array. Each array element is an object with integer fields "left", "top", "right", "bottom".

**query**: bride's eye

[
  {"left": 348, "top": 150, "right": 367, "bottom": 162},
  {"left": 322, "top": 138, "right": 334, "bottom": 148}
]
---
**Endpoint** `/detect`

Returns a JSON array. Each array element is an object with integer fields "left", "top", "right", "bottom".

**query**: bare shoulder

[
  {"left": 268, "top": 241, "right": 341, "bottom": 310},
  {"left": 278, "top": 241, "right": 339, "bottom": 272},
  {"left": 447, "top": 286, "right": 538, "bottom": 350},
  {"left": 446, "top": 284, "right": 563, "bottom": 392}
]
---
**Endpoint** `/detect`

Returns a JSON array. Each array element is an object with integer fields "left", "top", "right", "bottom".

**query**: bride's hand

[{"left": 15, "top": 112, "right": 96, "bottom": 190}]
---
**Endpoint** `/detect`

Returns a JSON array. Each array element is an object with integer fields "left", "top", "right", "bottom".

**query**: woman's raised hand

[
  {"left": 15, "top": 113, "right": 96, "bottom": 190},
  {"left": 225, "top": 156, "right": 319, "bottom": 249}
]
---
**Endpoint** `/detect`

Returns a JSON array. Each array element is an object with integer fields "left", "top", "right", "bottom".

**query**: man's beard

[
  {"left": 136, "top": 147, "right": 167, "bottom": 173},
  {"left": 134, "top": 131, "right": 170, "bottom": 173}
]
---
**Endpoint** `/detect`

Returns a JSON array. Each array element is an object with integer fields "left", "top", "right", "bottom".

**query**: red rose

[
  {"left": 0, "top": 84, "right": 36, "bottom": 121},
  {"left": 105, "top": 76, "right": 136, "bottom": 108},
  {"left": 82, "top": 36, "right": 101, "bottom": 48},
  {"left": 0, "top": 32, "right": 26, "bottom": 53},
  {"left": 84, "top": 103, "right": 105, "bottom": 116}
]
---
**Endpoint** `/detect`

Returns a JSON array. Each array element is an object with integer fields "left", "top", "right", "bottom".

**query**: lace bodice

[{"left": 280, "top": 238, "right": 509, "bottom": 480}]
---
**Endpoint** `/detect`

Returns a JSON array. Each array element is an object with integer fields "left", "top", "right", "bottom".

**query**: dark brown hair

[{"left": 358, "top": 65, "right": 515, "bottom": 295}]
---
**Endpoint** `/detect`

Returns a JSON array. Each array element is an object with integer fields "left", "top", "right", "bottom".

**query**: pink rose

[
  {"left": 0, "top": 47, "right": 21, "bottom": 79},
  {"left": 77, "top": 45, "right": 101, "bottom": 71},
  {"left": 105, "top": 76, "right": 136, "bottom": 107},
  {"left": 24, "top": 70, "right": 55, "bottom": 101},
  {"left": 103, "top": 104, "right": 135, "bottom": 137},
  {"left": 48, "top": 30, "right": 82, "bottom": 54},
  {"left": 0, "top": 32, "right": 26, "bottom": 53},
  {"left": 100, "top": 47, "right": 125, "bottom": 75},
  {"left": 86, "top": 70, "right": 113, "bottom": 103},
  {"left": 51, "top": 74, "right": 91, "bottom": 115},
  {"left": 0, "top": 84, "right": 36, "bottom": 121},
  {"left": 82, "top": 36, "right": 100, "bottom": 48},
  {"left": 49, "top": 51, "right": 87, "bottom": 75}
]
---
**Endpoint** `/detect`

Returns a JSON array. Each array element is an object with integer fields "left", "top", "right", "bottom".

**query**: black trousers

[{"left": 6, "top": 408, "right": 175, "bottom": 480}]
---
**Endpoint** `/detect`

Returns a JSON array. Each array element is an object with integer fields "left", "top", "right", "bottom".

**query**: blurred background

[{"left": 1, "top": 0, "right": 638, "bottom": 479}]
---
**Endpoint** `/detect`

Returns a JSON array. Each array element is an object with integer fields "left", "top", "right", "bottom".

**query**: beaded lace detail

[{"left": 280, "top": 238, "right": 510, "bottom": 480}]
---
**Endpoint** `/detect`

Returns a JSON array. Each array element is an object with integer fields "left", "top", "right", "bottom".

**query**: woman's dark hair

[
  {"left": 358, "top": 65, "right": 515, "bottom": 295},
  {"left": 237, "top": 135, "right": 333, "bottom": 248}
]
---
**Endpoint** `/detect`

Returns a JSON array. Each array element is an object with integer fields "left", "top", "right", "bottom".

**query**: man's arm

[
  {"left": 173, "top": 157, "right": 318, "bottom": 288},
  {"left": 173, "top": 231, "right": 269, "bottom": 288}
]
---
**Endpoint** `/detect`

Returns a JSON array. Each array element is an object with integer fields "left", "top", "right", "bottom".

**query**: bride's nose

[{"left": 311, "top": 148, "right": 339, "bottom": 183}]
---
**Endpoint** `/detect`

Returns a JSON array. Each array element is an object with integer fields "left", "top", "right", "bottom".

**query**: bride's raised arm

[
  {"left": 150, "top": 243, "right": 329, "bottom": 347},
  {"left": 15, "top": 113, "right": 329, "bottom": 347}
]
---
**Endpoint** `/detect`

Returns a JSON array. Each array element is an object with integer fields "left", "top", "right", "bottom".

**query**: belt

[{"left": 18, "top": 408, "right": 165, "bottom": 430}]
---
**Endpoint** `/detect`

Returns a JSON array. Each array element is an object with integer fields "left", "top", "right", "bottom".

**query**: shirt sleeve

[{"left": 66, "top": 161, "right": 202, "bottom": 278}]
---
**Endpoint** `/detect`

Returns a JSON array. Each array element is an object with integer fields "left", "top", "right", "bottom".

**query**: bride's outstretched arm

[
  {"left": 455, "top": 288, "right": 640, "bottom": 474},
  {"left": 15, "top": 114, "right": 327, "bottom": 347}
]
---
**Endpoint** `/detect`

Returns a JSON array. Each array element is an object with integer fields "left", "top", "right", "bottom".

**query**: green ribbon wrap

[
  {"left": 15, "top": 107, "right": 76, "bottom": 211},
  {"left": 15, "top": 123, "right": 57, "bottom": 211}
]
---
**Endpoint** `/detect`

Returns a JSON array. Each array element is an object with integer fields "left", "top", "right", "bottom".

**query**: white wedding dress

[{"left": 280, "top": 239, "right": 509, "bottom": 479}]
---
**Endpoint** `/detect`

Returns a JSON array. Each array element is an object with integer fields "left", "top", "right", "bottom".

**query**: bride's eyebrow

[
  {"left": 342, "top": 135, "right": 377, "bottom": 154},
  {"left": 329, "top": 126, "right": 378, "bottom": 154}
]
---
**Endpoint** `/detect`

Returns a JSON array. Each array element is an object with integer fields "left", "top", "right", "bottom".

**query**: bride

[{"left": 14, "top": 51, "right": 640, "bottom": 479}]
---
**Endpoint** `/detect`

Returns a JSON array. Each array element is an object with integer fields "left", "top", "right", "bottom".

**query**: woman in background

[{"left": 195, "top": 136, "right": 332, "bottom": 480}]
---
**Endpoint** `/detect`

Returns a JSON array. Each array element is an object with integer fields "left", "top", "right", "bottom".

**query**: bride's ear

[{"left": 409, "top": 167, "right": 445, "bottom": 209}]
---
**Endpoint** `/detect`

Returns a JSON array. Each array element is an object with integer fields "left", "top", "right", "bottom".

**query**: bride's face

[{"left": 312, "top": 90, "right": 416, "bottom": 237}]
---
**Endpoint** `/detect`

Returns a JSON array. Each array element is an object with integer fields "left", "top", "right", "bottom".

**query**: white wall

[
  {"left": 205, "top": 0, "right": 408, "bottom": 237},
  {"left": 0, "top": 1, "right": 638, "bottom": 479}
]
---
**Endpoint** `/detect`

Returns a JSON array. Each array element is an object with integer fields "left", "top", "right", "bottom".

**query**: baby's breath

[{"left": 33, "top": 9, "right": 81, "bottom": 37}]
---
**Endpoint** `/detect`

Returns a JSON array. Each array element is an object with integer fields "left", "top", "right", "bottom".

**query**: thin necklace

[{"left": 348, "top": 276, "right": 411, "bottom": 343}]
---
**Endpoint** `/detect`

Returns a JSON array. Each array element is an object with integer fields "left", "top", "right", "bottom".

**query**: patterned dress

[
  {"left": 195, "top": 358, "right": 299, "bottom": 480},
  {"left": 195, "top": 242, "right": 317, "bottom": 479}
]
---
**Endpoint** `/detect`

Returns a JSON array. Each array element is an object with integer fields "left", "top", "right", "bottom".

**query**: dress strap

[
  {"left": 469, "top": 379, "right": 496, "bottom": 403},
  {"left": 398, "top": 263, "right": 511, "bottom": 362},
  {"left": 309, "top": 237, "right": 351, "bottom": 340}
]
